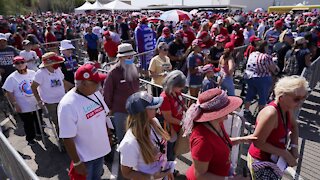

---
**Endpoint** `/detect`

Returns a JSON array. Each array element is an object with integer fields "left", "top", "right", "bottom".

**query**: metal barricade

[
  {"left": 300, "top": 56, "right": 320, "bottom": 90},
  {"left": 40, "top": 39, "right": 87, "bottom": 63},
  {"left": 0, "top": 132, "right": 39, "bottom": 180},
  {"left": 233, "top": 45, "right": 248, "bottom": 68}
]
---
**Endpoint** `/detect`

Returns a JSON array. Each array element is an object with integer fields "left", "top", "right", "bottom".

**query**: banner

[{"left": 134, "top": 24, "right": 156, "bottom": 70}]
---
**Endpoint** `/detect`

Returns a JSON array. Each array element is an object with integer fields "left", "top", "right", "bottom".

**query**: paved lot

[{"left": 1, "top": 82, "right": 320, "bottom": 180}]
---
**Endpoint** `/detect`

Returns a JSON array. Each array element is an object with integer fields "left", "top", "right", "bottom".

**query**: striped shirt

[{"left": 245, "top": 51, "right": 275, "bottom": 78}]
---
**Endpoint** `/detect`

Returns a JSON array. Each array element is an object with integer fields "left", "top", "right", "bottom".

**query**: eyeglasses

[{"left": 14, "top": 62, "right": 25, "bottom": 65}]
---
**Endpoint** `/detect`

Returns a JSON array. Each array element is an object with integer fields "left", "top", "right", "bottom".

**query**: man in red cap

[
  {"left": 103, "top": 31, "right": 118, "bottom": 62},
  {"left": 58, "top": 63, "right": 113, "bottom": 180},
  {"left": 264, "top": 20, "right": 283, "bottom": 54},
  {"left": 243, "top": 22, "right": 255, "bottom": 45},
  {"left": 182, "top": 20, "right": 196, "bottom": 48},
  {"left": 168, "top": 30, "right": 187, "bottom": 69},
  {"left": 230, "top": 23, "right": 244, "bottom": 47},
  {"left": 156, "top": 27, "right": 174, "bottom": 46}
]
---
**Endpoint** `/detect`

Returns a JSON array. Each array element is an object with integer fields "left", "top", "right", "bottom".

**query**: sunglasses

[
  {"left": 14, "top": 62, "right": 25, "bottom": 65},
  {"left": 289, "top": 94, "right": 307, "bottom": 103}
]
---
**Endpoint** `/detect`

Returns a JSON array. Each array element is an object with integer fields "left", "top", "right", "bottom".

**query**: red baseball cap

[
  {"left": 75, "top": 63, "right": 107, "bottom": 83},
  {"left": 199, "top": 31, "right": 209, "bottom": 39},
  {"left": 162, "top": 27, "right": 170, "bottom": 37},
  {"left": 215, "top": 34, "right": 226, "bottom": 43},
  {"left": 192, "top": 39, "right": 206, "bottom": 48},
  {"left": 249, "top": 36, "right": 261, "bottom": 43},
  {"left": 274, "top": 20, "right": 283, "bottom": 28},
  {"left": 13, "top": 56, "right": 25, "bottom": 64},
  {"left": 103, "top": 30, "right": 110, "bottom": 37},
  {"left": 224, "top": 42, "right": 235, "bottom": 51}
]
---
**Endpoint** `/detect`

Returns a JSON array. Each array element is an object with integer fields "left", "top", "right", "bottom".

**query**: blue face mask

[{"left": 124, "top": 58, "right": 134, "bottom": 65}]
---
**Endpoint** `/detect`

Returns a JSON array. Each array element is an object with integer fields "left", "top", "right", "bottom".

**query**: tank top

[{"left": 248, "top": 101, "right": 292, "bottom": 161}]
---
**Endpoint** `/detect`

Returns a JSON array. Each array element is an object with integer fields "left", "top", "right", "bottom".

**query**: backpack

[{"left": 283, "top": 50, "right": 299, "bottom": 76}]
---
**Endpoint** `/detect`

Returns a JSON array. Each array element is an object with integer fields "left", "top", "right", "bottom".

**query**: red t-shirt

[
  {"left": 45, "top": 32, "right": 57, "bottom": 43},
  {"left": 104, "top": 39, "right": 118, "bottom": 57},
  {"left": 186, "top": 123, "right": 232, "bottom": 179},
  {"left": 230, "top": 32, "right": 244, "bottom": 47},
  {"left": 184, "top": 29, "right": 196, "bottom": 48},
  {"left": 160, "top": 91, "right": 185, "bottom": 132}
]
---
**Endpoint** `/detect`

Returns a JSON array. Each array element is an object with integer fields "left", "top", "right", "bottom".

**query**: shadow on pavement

[{"left": 31, "top": 139, "right": 70, "bottom": 179}]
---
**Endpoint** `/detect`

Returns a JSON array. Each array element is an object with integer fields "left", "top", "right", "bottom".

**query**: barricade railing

[
  {"left": 300, "top": 56, "right": 320, "bottom": 90},
  {"left": 40, "top": 38, "right": 87, "bottom": 63},
  {"left": 0, "top": 132, "right": 39, "bottom": 180},
  {"left": 233, "top": 45, "right": 248, "bottom": 68}
]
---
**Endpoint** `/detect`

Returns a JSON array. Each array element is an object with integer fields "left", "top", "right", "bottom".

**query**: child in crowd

[
  {"left": 19, "top": 40, "right": 39, "bottom": 71},
  {"left": 201, "top": 64, "right": 220, "bottom": 92}
]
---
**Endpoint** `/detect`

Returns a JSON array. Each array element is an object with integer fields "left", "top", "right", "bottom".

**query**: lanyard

[
  {"left": 171, "top": 93, "right": 187, "bottom": 111},
  {"left": 151, "top": 126, "right": 165, "bottom": 154},
  {"left": 277, "top": 103, "right": 288, "bottom": 144},
  {"left": 76, "top": 89, "right": 105, "bottom": 111},
  {"left": 207, "top": 122, "right": 232, "bottom": 150}
]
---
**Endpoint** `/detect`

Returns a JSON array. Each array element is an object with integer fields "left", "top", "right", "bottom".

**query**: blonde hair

[
  {"left": 274, "top": 75, "right": 309, "bottom": 100},
  {"left": 127, "top": 111, "right": 170, "bottom": 164}
]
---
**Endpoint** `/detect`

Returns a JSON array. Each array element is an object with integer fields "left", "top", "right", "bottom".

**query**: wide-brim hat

[
  {"left": 39, "top": 52, "right": 65, "bottom": 68},
  {"left": 194, "top": 88, "right": 242, "bottom": 122},
  {"left": 116, "top": 43, "right": 137, "bottom": 57},
  {"left": 59, "top": 40, "right": 75, "bottom": 51}
]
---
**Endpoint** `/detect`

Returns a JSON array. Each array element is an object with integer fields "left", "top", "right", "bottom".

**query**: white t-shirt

[
  {"left": 118, "top": 119, "right": 167, "bottom": 175},
  {"left": 19, "top": 50, "right": 39, "bottom": 71},
  {"left": 2, "top": 70, "right": 39, "bottom": 113},
  {"left": 33, "top": 68, "right": 65, "bottom": 104},
  {"left": 58, "top": 90, "right": 113, "bottom": 162}
]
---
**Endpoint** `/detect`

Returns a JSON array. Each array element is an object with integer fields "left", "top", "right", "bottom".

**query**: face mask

[
  {"left": 124, "top": 58, "right": 134, "bottom": 65},
  {"left": 52, "top": 64, "right": 60, "bottom": 69}
]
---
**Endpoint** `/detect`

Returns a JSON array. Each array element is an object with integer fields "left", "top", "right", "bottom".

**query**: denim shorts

[{"left": 245, "top": 76, "right": 272, "bottom": 105}]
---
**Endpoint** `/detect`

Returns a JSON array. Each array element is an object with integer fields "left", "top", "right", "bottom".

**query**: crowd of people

[{"left": 0, "top": 8, "right": 319, "bottom": 180}]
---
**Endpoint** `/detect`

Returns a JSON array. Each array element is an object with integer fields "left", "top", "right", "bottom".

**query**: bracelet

[
  {"left": 290, "top": 144, "right": 298, "bottom": 148},
  {"left": 73, "top": 160, "right": 82, "bottom": 167}
]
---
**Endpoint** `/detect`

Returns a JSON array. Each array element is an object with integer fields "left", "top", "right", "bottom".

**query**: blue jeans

[
  {"left": 221, "top": 76, "right": 235, "bottom": 96},
  {"left": 113, "top": 112, "right": 128, "bottom": 143},
  {"left": 84, "top": 157, "right": 104, "bottom": 180},
  {"left": 245, "top": 76, "right": 272, "bottom": 105}
]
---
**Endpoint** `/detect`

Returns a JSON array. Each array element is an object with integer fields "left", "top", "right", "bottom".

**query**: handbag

[
  {"left": 251, "top": 161, "right": 283, "bottom": 180},
  {"left": 173, "top": 129, "right": 190, "bottom": 156}
]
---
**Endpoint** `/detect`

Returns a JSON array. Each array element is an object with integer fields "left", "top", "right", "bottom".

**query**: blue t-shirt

[
  {"left": 187, "top": 52, "right": 204, "bottom": 86},
  {"left": 84, "top": 33, "right": 99, "bottom": 50},
  {"left": 201, "top": 77, "right": 217, "bottom": 92}
]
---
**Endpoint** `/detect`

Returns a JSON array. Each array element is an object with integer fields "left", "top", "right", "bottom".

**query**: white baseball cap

[{"left": 0, "top": 33, "right": 7, "bottom": 41}]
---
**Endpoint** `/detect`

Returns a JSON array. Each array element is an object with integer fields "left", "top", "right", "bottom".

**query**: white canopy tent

[
  {"left": 85, "top": 0, "right": 104, "bottom": 11},
  {"left": 74, "top": 1, "right": 93, "bottom": 14},
  {"left": 103, "top": 0, "right": 141, "bottom": 11}
]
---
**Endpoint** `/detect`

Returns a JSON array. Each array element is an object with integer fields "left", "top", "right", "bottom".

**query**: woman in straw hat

[
  {"left": 182, "top": 88, "right": 256, "bottom": 179},
  {"left": 31, "top": 52, "right": 69, "bottom": 136}
]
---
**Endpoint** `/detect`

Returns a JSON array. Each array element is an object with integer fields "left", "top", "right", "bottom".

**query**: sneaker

[
  {"left": 244, "top": 111, "right": 256, "bottom": 125},
  {"left": 28, "top": 140, "right": 37, "bottom": 146}
]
